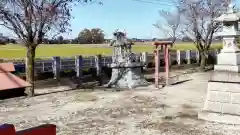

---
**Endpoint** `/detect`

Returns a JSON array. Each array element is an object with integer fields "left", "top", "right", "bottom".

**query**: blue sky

[
  {"left": 66, "top": 0, "right": 175, "bottom": 39},
  {"left": 1, "top": 0, "right": 239, "bottom": 39},
  {"left": 0, "top": 0, "right": 175, "bottom": 39}
]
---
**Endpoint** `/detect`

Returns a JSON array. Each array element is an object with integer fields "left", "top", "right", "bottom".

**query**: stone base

[
  {"left": 198, "top": 111, "right": 240, "bottom": 125},
  {"left": 215, "top": 52, "right": 240, "bottom": 72},
  {"left": 105, "top": 66, "right": 150, "bottom": 89},
  {"left": 109, "top": 62, "right": 144, "bottom": 68},
  {"left": 199, "top": 71, "right": 240, "bottom": 124},
  {"left": 209, "top": 71, "right": 240, "bottom": 83},
  {"left": 217, "top": 52, "right": 240, "bottom": 65},
  {"left": 214, "top": 65, "right": 240, "bottom": 72}
]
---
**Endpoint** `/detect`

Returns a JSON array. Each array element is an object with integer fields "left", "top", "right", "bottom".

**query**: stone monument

[
  {"left": 198, "top": 3, "right": 240, "bottom": 124},
  {"left": 105, "top": 30, "right": 150, "bottom": 89}
]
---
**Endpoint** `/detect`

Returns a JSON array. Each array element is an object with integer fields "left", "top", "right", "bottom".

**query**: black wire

[{"left": 131, "top": 0, "right": 175, "bottom": 6}]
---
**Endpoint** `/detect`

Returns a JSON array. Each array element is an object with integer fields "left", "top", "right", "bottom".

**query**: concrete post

[
  {"left": 177, "top": 50, "right": 181, "bottom": 65},
  {"left": 196, "top": 50, "right": 200, "bottom": 63},
  {"left": 75, "top": 55, "right": 83, "bottom": 78},
  {"left": 95, "top": 54, "right": 102, "bottom": 85},
  {"left": 42, "top": 62, "right": 45, "bottom": 72},
  {"left": 141, "top": 52, "right": 148, "bottom": 64},
  {"left": 52, "top": 56, "right": 61, "bottom": 82},
  {"left": 141, "top": 52, "right": 148, "bottom": 69},
  {"left": 186, "top": 50, "right": 191, "bottom": 64}
]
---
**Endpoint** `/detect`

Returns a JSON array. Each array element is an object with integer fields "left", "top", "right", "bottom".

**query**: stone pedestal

[
  {"left": 214, "top": 52, "right": 240, "bottom": 72},
  {"left": 199, "top": 2, "right": 240, "bottom": 124},
  {"left": 198, "top": 72, "right": 240, "bottom": 124},
  {"left": 105, "top": 63, "right": 150, "bottom": 89},
  {"left": 213, "top": 36, "right": 240, "bottom": 71},
  {"left": 199, "top": 37, "right": 240, "bottom": 124}
]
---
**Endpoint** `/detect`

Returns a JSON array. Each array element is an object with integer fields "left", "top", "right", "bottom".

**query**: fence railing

[{"left": 5, "top": 49, "right": 220, "bottom": 79}]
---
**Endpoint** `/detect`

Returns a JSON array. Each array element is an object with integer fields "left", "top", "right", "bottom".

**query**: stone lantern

[
  {"left": 214, "top": 4, "right": 240, "bottom": 71},
  {"left": 198, "top": 3, "right": 240, "bottom": 124}
]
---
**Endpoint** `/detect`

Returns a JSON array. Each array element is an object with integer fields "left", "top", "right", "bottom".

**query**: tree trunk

[
  {"left": 199, "top": 51, "right": 207, "bottom": 71},
  {"left": 25, "top": 46, "right": 36, "bottom": 97}
]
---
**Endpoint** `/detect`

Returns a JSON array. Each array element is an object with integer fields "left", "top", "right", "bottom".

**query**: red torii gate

[{"left": 153, "top": 41, "right": 173, "bottom": 88}]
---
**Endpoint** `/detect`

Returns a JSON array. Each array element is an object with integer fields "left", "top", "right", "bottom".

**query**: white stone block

[
  {"left": 236, "top": 106, "right": 240, "bottom": 116},
  {"left": 176, "top": 50, "right": 181, "bottom": 65},
  {"left": 204, "top": 101, "right": 222, "bottom": 113},
  {"left": 231, "top": 93, "right": 240, "bottom": 104},
  {"left": 208, "top": 91, "right": 231, "bottom": 103},
  {"left": 198, "top": 111, "right": 240, "bottom": 124},
  {"left": 222, "top": 103, "right": 238, "bottom": 115},
  {"left": 214, "top": 65, "right": 240, "bottom": 72},
  {"left": 217, "top": 52, "right": 240, "bottom": 65},
  {"left": 208, "top": 82, "right": 240, "bottom": 93}
]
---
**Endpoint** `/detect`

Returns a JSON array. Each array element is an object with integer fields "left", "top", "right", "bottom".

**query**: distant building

[{"left": 104, "top": 39, "right": 111, "bottom": 43}]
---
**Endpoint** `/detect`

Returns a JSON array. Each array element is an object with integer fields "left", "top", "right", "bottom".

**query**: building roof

[{"left": 0, "top": 63, "right": 31, "bottom": 91}]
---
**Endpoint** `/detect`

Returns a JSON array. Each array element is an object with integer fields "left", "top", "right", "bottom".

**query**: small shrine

[
  {"left": 198, "top": 3, "right": 240, "bottom": 124},
  {"left": 105, "top": 30, "right": 150, "bottom": 89}
]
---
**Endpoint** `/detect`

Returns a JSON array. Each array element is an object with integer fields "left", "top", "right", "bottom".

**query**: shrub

[
  {"left": 207, "top": 54, "right": 216, "bottom": 65},
  {"left": 147, "top": 62, "right": 154, "bottom": 68},
  {"left": 182, "top": 59, "right": 188, "bottom": 64},
  {"left": 102, "top": 66, "right": 112, "bottom": 78},
  {"left": 190, "top": 58, "right": 197, "bottom": 63},
  {"left": 160, "top": 59, "right": 165, "bottom": 66},
  {"left": 171, "top": 60, "right": 178, "bottom": 65}
]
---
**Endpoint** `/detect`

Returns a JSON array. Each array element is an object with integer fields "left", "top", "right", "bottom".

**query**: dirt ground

[{"left": 0, "top": 72, "right": 240, "bottom": 135}]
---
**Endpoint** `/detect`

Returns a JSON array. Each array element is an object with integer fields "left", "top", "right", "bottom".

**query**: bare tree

[
  {"left": 154, "top": 7, "right": 181, "bottom": 43},
  {"left": 178, "top": 0, "right": 230, "bottom": 70},
  {"left": 0, "top": 0, "right": 101, "bottom": 96}
]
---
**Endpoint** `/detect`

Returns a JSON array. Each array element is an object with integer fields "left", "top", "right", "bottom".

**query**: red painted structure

[
  {"left": 153, "top": 41, "right": 173, "bottom": 88},
  {"left": 0, "top": 124, "right": 56, "bottom": 135},
  {"left": 0, "top": 63, "right": 31, "bottom": 91}
]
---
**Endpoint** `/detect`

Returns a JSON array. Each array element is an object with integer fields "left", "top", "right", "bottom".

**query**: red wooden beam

[
  {"left": 0, "top": 124, "right": 16, "bottom": 135},
  {"left": 153, "top": 41, "right": 173, "bottom": 46},
  {"left": 16, "top": 124, "right": 56, "bottom": 135},
  {"left": 0, "top": 124, "right": 56, "bottom": 135}
]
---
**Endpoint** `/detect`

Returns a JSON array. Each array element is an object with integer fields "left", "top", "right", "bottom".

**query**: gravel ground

[{"left": 0, "top": 72, "right": 240, "bottom": 135}]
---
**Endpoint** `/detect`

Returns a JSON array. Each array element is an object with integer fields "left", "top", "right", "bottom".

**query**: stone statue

[
  {"left": 105, "top": 30, "right": 150, "bottom": 89},
  {"left": 109, "top": 31, "right": 135, "bottom": 64}
]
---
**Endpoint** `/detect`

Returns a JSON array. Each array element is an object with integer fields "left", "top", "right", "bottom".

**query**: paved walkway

[{"left": 0, "top": 72, "right": 240, "bottom": 135}]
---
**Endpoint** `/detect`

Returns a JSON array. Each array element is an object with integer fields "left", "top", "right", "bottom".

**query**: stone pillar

[
  {"left": 141, "top": 52, "right": 148, "bottom": 64},
  {"left": 196, "top": 51, "right": 200, "bottom": 63},
  {"left": 52, "top": 56, "right": 61, "bottom": 81},
  {"left": 186, "top": 50, "right": 191, "bottom": 64},
  {"left": 95, "top": 54, "right": 102, "bottom": 85},
  {"left": 42, "top": 62, "right": 45, "bottom": 72},
  {"left": 75, "top": 55, "right": 83, "bottom": 78},
  {"left": 141, "top": 52, "right": 148, "bottom": 70},
  {"left": 176, "top": 50, "right": 181, "bottom": 65}
]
